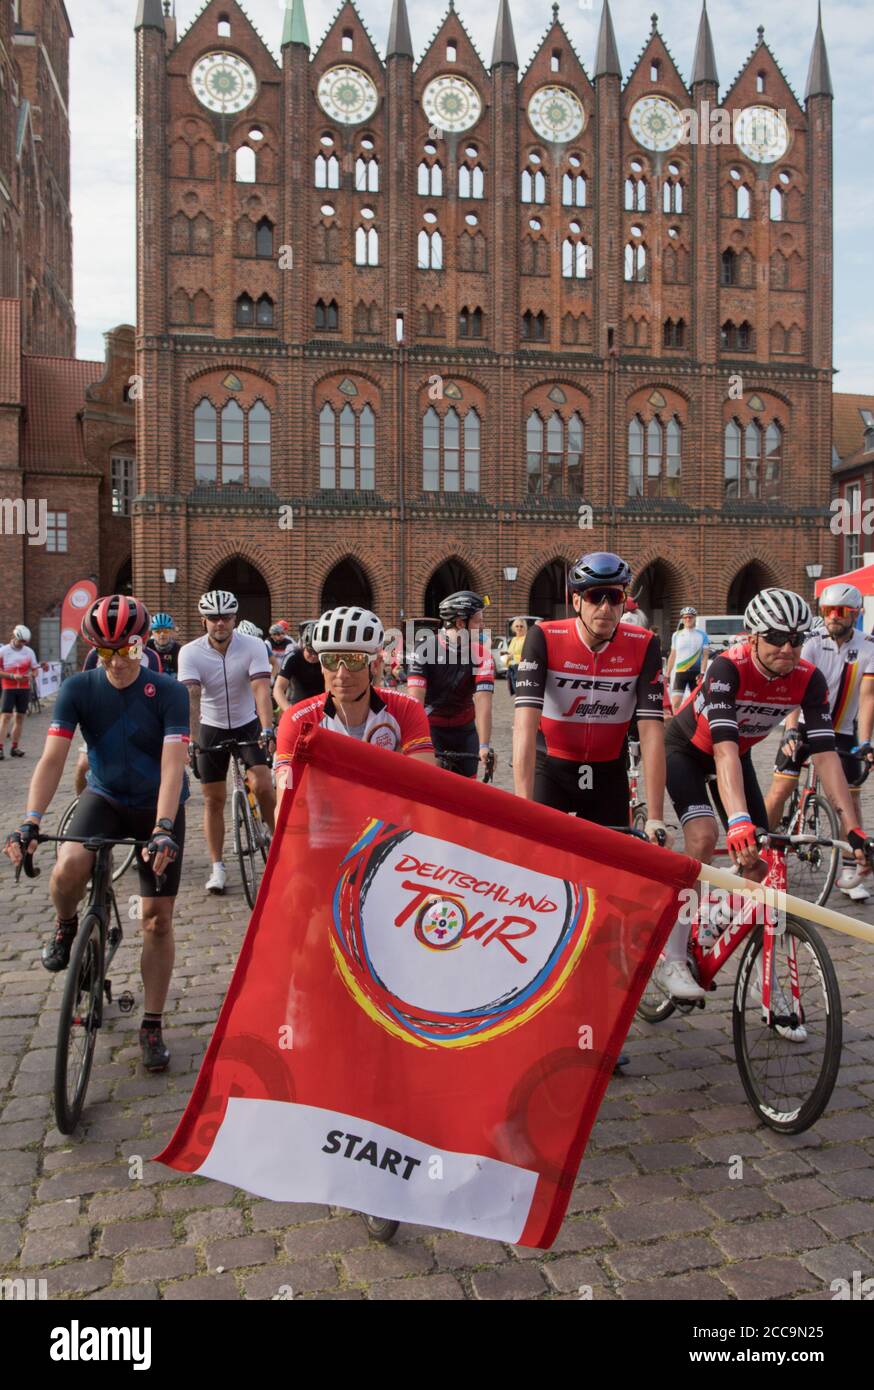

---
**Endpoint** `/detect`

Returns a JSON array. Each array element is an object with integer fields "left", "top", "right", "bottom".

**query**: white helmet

[
  {"left": 237, "top": 620, "right": 262, "bottom": 638},
  {"left": 12, "top": 624, "right": 30, "bottom": 641},
  {"left": 312, "top": 607, "right": 384, "bottom": 656},
  {"left": 679, "top": 606, "right": 697, "bottom": 617},
  {"left": 198, "top": 590, "right": 238, "bottom": 617},
  {"left": 819, "top": 582, "right": 863, "bottom": 610},
  {"left": 744, "top": 588, "right": 812, "bottom": 636}
]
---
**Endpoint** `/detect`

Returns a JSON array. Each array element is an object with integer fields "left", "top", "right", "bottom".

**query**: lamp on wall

[
  {"left": 163, "top": 568, "right": 177, "bottom": 585},
  {"left": 503, "top": 566, "right": 518, "bottom": 582}
]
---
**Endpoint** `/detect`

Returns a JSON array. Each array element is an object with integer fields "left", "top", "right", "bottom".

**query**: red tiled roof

[
  {"left": 0, "top": 299, "right": 22, "bottom": 405},
  {"left": 20, "top": 355, "right": 103, "bottom": 473},
  {"left": 833, "top": 392, "right": 874, "bottom": 464}
]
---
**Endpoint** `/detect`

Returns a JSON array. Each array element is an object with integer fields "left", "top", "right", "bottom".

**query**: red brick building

[
  {"left": 132, "top": 0, "right": 837, "bottom": 642},
  {"left": 831, "top": 393, "right": 874, "bottom": 576}
]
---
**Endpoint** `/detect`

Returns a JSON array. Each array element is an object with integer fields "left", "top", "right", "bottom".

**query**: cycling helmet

[
  {"left": 744, "top": 588, "right": 812, "bottom": 636},
  {"left": 810, "top": 615, "right": 827, "bottom": 634},
  {"left": 237, "top": 620, "right": 262, "bottom": 638},
  {"left": 679, "top": 606, "right": 698, "bottom": 617},
  {"left": 312, "top": 607, "right": 384, "bottom": 656},
  {"left": 12, "top": 624, "right": 31, "bottom": 641},
  {"left": 151, "top": 612, "right": 174, "bottom": 630},
  {"left": 81, "top": 595, "right": 151, "bottom": 650},
  {"left": 819, "top": 582, "right": 863, "bottom": 610},
  {"left": 300, "top": 621, "right": 317, "bottom": 649},
  {"left": 269, "top": 620, "right": 290, "bottom": 636},
  {"left": 198, "top": 590, "right": 238, "bottom": 617},
  {"left": 568, "top": 552, "right": 632, "bottom": 594},
  {"left": 438, "top": 591, "right": 486, "bottom": 626}
]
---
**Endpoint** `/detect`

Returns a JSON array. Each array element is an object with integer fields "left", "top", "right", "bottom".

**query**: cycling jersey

[
  {"left": 275, "top": 687, "right": 433, "bottom": 786},
  {"left": 177, "top": 631, "right": 272, "bottom": 728},
  {"left": 279, "top": 648, "right": 325, "bottom": 702},
  {"left": 514, "top": 619, "right": 664, "bottom": 762},
  {"left": 83, "top": 646, "right": 162, "bottom": 674},
  {"left": 48, "top": 668, "right": 190, "bottom": 808},
  {"left": 798, "top": 630, "right": 874, "bottom": 736},
  {"left": 671, "top": 626, "right": 709, "bottom": 679},
  {"left": 0, "top": 644, "right": 38, "bottom": 689},
  {"left": 407, "top": 634, "right": 495, "bottom": 728},
  {"left": 669, "top": 642, "right": 834, "bottom": 758},
  {"left": 147, "top": 638, "right": 181, "bottom": 677}
]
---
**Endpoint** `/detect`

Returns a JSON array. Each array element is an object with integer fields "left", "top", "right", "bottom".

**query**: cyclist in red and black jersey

[
  {"left": 407, "top": 591, "right": 495, "bottom": 778},
  {"left": 661, "top": 587, "right": 872, "bottom": 1002}
]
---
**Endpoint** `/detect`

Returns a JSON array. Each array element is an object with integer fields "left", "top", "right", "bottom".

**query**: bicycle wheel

[
  {"left": 233, "top": 788, "right": 259, "bottom": 909},
  {"left": 733, "top": 916, "right": 842, "bottom": 1134},
  {"left": 786, "top": 792, "right": 839, "bottom": 907},
  {"left": 636, "top": 974, "right": 676, "bottom": 1023},
  {"left": 54, "top": 799, "right": 135, "bottom": 884},
  {"left": 54, "top": 798, "right": 78, "bottom": 861},
  {"left": 112, "top": 841, "right": 137, "bottom": 883},
  {"left": 361, "top": 1214, "right": 399, "bottom": 1243},
  {"left": 54, "top": 913, "right": 103, "bottom": 1134},
  {"left": 632, "top": 802, "right": 648, "bottom": 836}
]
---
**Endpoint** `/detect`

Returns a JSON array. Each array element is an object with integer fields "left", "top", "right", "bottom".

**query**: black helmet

[
  {"left": 568, "top": 552, "right": 632, "bottom": 594},
  {"left": 299, "top": 620, "right": 318, "bottom": 649},
  {"left": 438, "top": 591, "right": 486, "bottom": 626}
]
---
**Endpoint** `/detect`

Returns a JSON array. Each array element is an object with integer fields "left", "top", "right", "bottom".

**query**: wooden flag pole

[{"left": 696, "top": 861, "right": 874, "bottom": 949}]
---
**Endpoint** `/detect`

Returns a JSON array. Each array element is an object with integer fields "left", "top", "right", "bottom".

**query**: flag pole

[{"left": 696, "top": 861, "right": 874, "bottom": 948}]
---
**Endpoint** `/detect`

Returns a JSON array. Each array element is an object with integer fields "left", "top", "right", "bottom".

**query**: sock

[
  {"left": 142, "top": 1012, "right": 162, "bottom": 1031},
  {"left": 213, "top": 861, "right": 225, "bottom": 870},
  {"left": 56, "top": 913, "right": 78, "bottom": 930},
  {"left": 662, "top": 916, "right": 691, "bottom": 965}
]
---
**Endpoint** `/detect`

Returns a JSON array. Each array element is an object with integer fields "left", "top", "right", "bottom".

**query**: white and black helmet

[
  {"left": 819, "top": 582, "right": 863, "bottom": 610},
  {"left": 198, "top": 590, "right": 238, "bottom": 617},
  {"left": 679, "top": 606, "right": 697, "bottom": 618},
  {"left": 12, "top": 624, "right": 31, "bottom": 641},
  {"left": 312, "top": 607, "right": 384, "bottom": 656},
  {"left": 237, "top": 620, "right": 262, "bottom": 638},
  {"left": 744, "top": 588, "right": 812, "bottom": 636}
]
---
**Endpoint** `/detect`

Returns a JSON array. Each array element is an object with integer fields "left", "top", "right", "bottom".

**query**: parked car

[
  {"left": 695, "top": 614, "right": 746, "bottom": 653},
  {"left": 492, "top": 636, "right": 510, "bottom": 679}
]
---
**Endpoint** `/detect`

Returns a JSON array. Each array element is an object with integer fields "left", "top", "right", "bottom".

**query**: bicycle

[
  {"left": 54, "top": 797, "right": 136, "bottom": 883},
  {"left": 627, "top": 739, "right": 647, "bottom": 835},
  {"left": 636, "top": 829, "right": 843, "bottom": 1133},
  {"left": 778, "top": 753, "right": 870, "bottom": 906},
  {"left": 198, "top": 738, "right": 272, "bottom": 909},
  {"left": 435, "top": 748, "right": 496, "bottom": 783},
  {"left": 27, "top": 674, "right": 42, "bottom": 716},
  {"left": 15, "top": 833, "right": 156, "bottom": 1133}
]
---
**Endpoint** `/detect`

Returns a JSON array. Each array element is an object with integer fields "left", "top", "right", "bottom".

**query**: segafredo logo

[{"left": 331, "top": 823, "right": 592, "bottom": 1047}]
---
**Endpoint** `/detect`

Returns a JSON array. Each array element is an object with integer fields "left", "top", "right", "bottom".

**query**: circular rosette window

[{"left": 331, "top": 822, "right": 593, "bottom": 1048}]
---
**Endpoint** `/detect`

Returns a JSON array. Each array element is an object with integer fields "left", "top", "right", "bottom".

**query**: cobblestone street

[{"left": 2, "top": 685, "right": 873, "bottom": 1301}]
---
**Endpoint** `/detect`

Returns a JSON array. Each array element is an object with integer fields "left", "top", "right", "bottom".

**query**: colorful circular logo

[
  {"left": 365, "top": 721, "right": 399, "bottom": 751},
  {"left": 414, "top": 896, "right": 467, "bottom": 950}
]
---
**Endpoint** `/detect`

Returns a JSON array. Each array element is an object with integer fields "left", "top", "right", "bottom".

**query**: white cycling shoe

[
  {"left": 652, "top": 959, "right": 706, "bottom": 1002},
  {"left": 837, "top": 866, "right": 870, "bottom": 902},
  {"left": 750, "top": 963, "right": 807, "bottom": 1043},
  {"left": 206, "top": 863, "right": 227, "bottom": 895}
]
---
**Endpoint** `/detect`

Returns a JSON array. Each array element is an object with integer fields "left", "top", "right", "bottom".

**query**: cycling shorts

[
  {"left": 533, "top": 750, "right": 631, "bottom": 828},
  {"left": 1, "top": 690, "right": 29, "bottom": 715},
  {"left": 196, "top": 719, "right": 268, "bottom": 783},
  {"left": 66, "top": 790, "right": 185, "bottom": 899},
  {"left": 671, "top": 669, "right": 701, "bottom": 695},
  {"left": 665, "top": 739, "right": 767, "bottom": 831},
  {"left": 774, "top": 730, "right": 865, "bottom": 789},
  {"left": 432, "top": 721, "right": 479, "bottom": 779}
]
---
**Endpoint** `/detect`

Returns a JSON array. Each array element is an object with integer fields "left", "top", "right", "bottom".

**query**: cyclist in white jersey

[
  {"left": 178, "top": 590, "right": 276, "bottom": 894},
  {"left": 765, "top": 582, "right": 874, "bottom": 899}
]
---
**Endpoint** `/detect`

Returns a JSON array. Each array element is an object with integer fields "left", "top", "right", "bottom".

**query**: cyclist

[
  {"left": 764, "top": 582, "right": 874, "bottom": 901},
  {"left": 665, "top": 606, "right": 710, "bottom": 713},
  {"left": 663, "top": 587, "right": 873, "bottom": 1006},
  {"left": 76, "top": 637, "right": 163, "bottom": 794},
  {"left": 0, "top": 624, "right": 39, "bottom": 759},
  {"left": 3, "top": 595, "right": 189, "bottom": 1072},
  {"left": 147, "top": 613, "right": 181, "bottom": 677},
  {"left": 274, "top": 620, "right": 324, "bottom": 711},
  {"left": 274, "top": 607, "right": 434, "bottom": 807},
  {"left": 506, "top": 618, "right": 527, "bottom": 696},
  {"left": 268, "top": 620, "right": 295, "bottom": 677},
  {"left": 407, "top": 591, "right": 495, "bottom": 778},
  {"left": 178, "top": 590, "right": 275, "bottom": 895},
  {"left": 238, "top": 619, "right": 274, "bottom": 672}
]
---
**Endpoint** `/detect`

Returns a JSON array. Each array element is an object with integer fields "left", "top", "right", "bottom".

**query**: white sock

[
  {"left": 662, "top": 916, "right": 691, "bottom": 965},
  {"left": 212, "top": 861, "right": 225, "bottom": 871}
]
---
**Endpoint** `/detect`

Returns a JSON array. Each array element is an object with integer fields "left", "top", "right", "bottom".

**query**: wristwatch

[{"left": 153, "top": 818, "right": 174, "bottom": 834}]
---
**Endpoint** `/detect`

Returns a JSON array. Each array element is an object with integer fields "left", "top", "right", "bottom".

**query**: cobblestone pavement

[{"left": 1, "top": 685, "right": 873, "bottom": 1302}]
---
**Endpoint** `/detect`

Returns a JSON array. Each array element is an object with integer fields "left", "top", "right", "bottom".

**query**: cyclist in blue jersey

[
  {"left": 75, "top": 640, "right": 163, "bottom": 794},
  {"left": 4, "top": 595, "right": 189, "bottom": 1072}
]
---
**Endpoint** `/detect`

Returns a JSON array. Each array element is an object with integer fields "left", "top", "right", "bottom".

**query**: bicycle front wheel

[
  {"left": 54, "top": 913, "right": 103, "bottom": 1134},
  {"left": 361, "top": 1214, "right": 399, "bottom": 1243},
  {"left": 233, "top": 788, "right": 259, "bottom": 909},
  {"left": 786, "top": 792, "right": 839, "bottom": 907},
  {"left": 54, "top": 798, "right": 78, "bottom": 862},
  {"left": 733, "top": 916, "right": 842, "bottom": 1134}
]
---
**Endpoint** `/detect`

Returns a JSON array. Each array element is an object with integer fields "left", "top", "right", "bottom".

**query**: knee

[
  {"left": 684, "top": 822, "right": 718, "bottom": 862},
  {"left": 141, "top": 909, "right": 173, "bottom": 938}
]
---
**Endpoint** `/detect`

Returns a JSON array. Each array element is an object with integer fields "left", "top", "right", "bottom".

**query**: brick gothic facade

[{"left": 133, "top": 0, "right": 838, "bottom": 641}]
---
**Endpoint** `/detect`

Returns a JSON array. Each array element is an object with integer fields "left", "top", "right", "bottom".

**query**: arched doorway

[
  {"left": 529, "top": 561, "right": 569, "bottom": 621},
  {"left": 424, "top": 558, "right": 476, "bottom": 618},
  {"left": 320, "top": 557, "right": 373, "bottom": 614},
  {"left": 633, "top": 559, "right": 682, "bottom": 646},
  {"left": 114, "top": 558, "right": 133, "bottom": 595},
  {"left": 209, "top": 556, "right": 271, "bottom": 633},
  {"left": 727, "top": 562, "right": 776, "bottom": 614}
]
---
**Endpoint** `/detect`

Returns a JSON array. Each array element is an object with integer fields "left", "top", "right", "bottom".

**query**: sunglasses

[
  {"left": 96, "top": 645, "right": 139, "bottom": 661},
  {"left": 760, "top": 629, "right": 805, "bottom": 649},
  {"left": 582, "top": 588, "right": 626, "bottom": 607},
  {"left": 319, "top": 651, "right": 371, "bottom": 672},
  {"left": 820, "top": 606, "right": 858, "bottom": 620}
]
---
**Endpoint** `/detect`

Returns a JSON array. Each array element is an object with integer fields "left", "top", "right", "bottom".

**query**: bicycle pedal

[{"left": 117, "top": 991, "right": 135, "bottom": 1014}]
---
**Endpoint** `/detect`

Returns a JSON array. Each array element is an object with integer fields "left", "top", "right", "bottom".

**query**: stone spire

[
  {"left": 805, "top": 1, "right": 833, "bottom": 99},
  {"left": 134, "top": 0, "right": 165, "bottom": 30},
  {"left": 386, "top": 0, "right": 413, "bottom": 60},
  {"left": 491, "top": 0, "right": 518, "bottom": 68},
  {"left": 281, "top": 0, "right": 310, "bottom": 50},
  {"left": 691, "top": 0, "right": 718, "bottom": 86},
  {"left": 594, "top": 0, "right": 621, "bottom": 78}
]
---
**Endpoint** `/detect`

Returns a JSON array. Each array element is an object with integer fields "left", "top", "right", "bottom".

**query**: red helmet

[{"left": 81, "top": 594, "right": 151, "bottom": 650}]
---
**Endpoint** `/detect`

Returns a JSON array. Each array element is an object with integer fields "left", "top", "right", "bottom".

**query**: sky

[{"left": 69, "top": 0, "right": 873, "bottom": 391}]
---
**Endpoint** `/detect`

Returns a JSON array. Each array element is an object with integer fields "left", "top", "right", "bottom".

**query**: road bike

[
  {"left": 435, "top": 747, "right": 496, "bottom": 782},
  {"left": 54, "top": 796, "right": 136, "bottom": 882},
  {"left": 628, "top": 739, "right": 647, "bottom": 835},
  {"left": 777, "top": 752, "right": 871, "bottom": 906},
  {"left": 636, "top": 830, "right": 843, "bottom": 1133},
  {"left": 16, "top": 833, "right": 156, "bottom": 1133},
  {"left": 202, "top": 738, "right": 272, "bottom": 908}
]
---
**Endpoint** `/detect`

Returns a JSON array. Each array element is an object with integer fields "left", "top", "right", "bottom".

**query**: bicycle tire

[
  {"left": 636, "top": 977, "right": 677, "bottom": 1023},
  {"left": 54, "top": 913, "right": 103, "bottom": 1134},
  {"left": 54, "top": 799, "right": 136, "bottom": 884},
  {"left": 732, "top": 916, "right": 842, "bottom": 1134},
  {"left": 787, "top": 792, "right": 839, "bottom": 908},
  {"left": 233, "top": 788, "right": 258, "bottom": 909},
  {"left": 361, "top": 1214, "right": 399, "bottom": 1243}
]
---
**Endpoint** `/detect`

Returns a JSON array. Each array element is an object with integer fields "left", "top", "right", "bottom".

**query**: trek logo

[
  {"left": 555, "top": 678, "right": 633, "bottom": 692},
  {"left": 739, "top": 703, "right": 791, "bottom": 718},
  {"left": 323, "top": 1129, "right": 422, "bottom": 1181},
  {"left": 49, "top": 1321, "right": 151, "bottom": 1370}
]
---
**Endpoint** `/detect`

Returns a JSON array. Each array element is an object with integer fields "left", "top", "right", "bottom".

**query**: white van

[{"left": 695, "top": 615, "right": 746, "bottom": 653}]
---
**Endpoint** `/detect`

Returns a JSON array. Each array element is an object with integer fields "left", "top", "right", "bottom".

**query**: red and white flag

[
  {"left": 60, "top": 579, "right": 97, "bottom": 660},
  {"left": 158, "top": 728, "right": 698, "bottom": 1248}
]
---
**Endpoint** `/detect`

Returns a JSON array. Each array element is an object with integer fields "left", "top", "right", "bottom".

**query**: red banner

[
  {"left": 59, "top": 579, "right": 97, "bottom": 660},
  {"left": 158, "top": 728, "right": 699, "bottom": 1248}
]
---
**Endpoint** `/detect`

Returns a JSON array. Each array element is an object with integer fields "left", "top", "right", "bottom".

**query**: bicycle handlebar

[{"left": 12, "top": 832, "right": 163, "bottom": 888}]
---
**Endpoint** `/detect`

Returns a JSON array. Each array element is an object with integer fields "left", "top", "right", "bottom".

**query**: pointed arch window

[
  {"left": 562, "top": 238, "right": 589, "bottom": 279},
  {"left": 562, "top": 171, "right": 586, "bottom": 207},
  {"left": 521, "top": 168, "right": 546, "bottom": 204},
  {"left": 663, "top": 179, "right": 684, "bottom": 214},
  {"left": 628, "top": 413, "right": 681, "bottom": 498},
  {"left": 624, "top": 242, "right": 647, "bottom": 282},
  {"left": 235, "top": 293, "right": 254, "bottom": 326},
  {"left": 736, "top": 184, "right": 751, "bottom": 219},
  {"left": 235, "top": 146, "right": 256, "bottom": 183},
  {"left": 458, "top": 305, "right": 483, "bottom": 338},
  {"left": 525, "top": 410, "right": 585, "bottom": 495},
  {"left": 197, "top": 395, "right": 272, "bottom": 488},
  {"left": 221, "top": 400, "right": 244, "bottom": 484},
  {"left": 625, "top": 177, "right": 646, "bottom": 211},
  {"left": 315, "top": 298, "right": 339, "bottom": 331},
  {"left": 248, "top": 401, "right": 271, "bottom": 486},
  {"left": 769, "top": 187, "right": 784, "bottom": 221},
  {"left": 521, "top": 310, "right": 548, "bottom": 342},
  {"left": 255, "top": 294, "right": 274, "bottom": 327},
  {"left": 458, "top": 163, "right": 485, "bottom": 199},
  {"left": 721, "top": 248, "right": 737, "bottom": 286},
  {"left": 315, "top": 151, "right": 340, "bottom": 188},
  {"left": 418, "top": 161, "right": 443, "bottom": 196},
  {"left": 417, "top": 228, "right": 443, "bottom": 270},
  {"left": 422, "top": 406, "right": 480, "bottom": 493},
  {"left": 255, "top": 217, "right": 273, "bottom": 257},
  {"left": 194, "top": 399, "right": 217, "bottom": 483},
  {"left": 355, "top": 224, "right": 379, "bottom": 266},
  {"left": 355, "top": 155, "right": 379, "bottom": 192},
  {"left": 319, "top": 401, "right": 377, "bottom": 491}
]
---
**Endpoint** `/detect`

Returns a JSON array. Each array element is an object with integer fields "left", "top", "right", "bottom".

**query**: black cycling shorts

[
  {"left": 1, "top": 689, "right": 29, "bottom": 715},
  {"left": 432, "top": 721, "right": 479, "bottom": 778},
  {"left": 671, "top": 669, "right": 701, "bottom": 695},
  {"left": 774, "top": 730, "right": 865, "bottom": 789},
  {"left": 665, "top": 739, "right": 768, "bottom": 832},
  {"left": 66, "top": 790, "right": 185, "bottom": 899},
  {"left": 533, "top": 750, "right": 631, "bottom": 828},
  {"left": 197, "top": 719, "right": 268, "bottom": 783}
]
